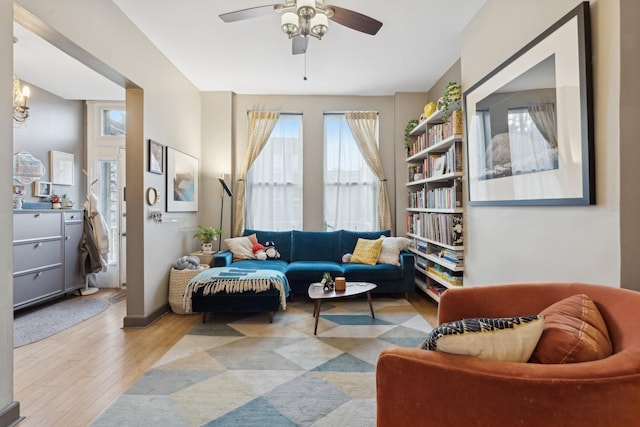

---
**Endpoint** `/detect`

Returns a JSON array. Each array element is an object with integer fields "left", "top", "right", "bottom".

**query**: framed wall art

[
  {"left": 166, "top": 147, "right": 199, "bottom": 212},
  {"left": 33, "top": 180, "right": 53, "bottom": 197},
  {"left": 464, "top": 2, "right": 594, "bottom": 206},
  {"left": 49, "top": 150, "right": 75, "bottom": 186},
  {"left": 148, "top": 139, "right": 164, "bottom": 174}
]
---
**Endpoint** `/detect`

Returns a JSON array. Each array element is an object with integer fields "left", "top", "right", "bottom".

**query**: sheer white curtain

[
  {"left": 234, "top": 111, "right": 280, "bottom": 236},
  {"left": 324, "top": 113, "right": 378, "bottom": 231},
  {"left": 246, "top": 114, "right": 303, "bottom": 231},
  {"left": 508, "top": 106, "right": 558, "bottom": 174},
  {"left": 345, "top": 111, "right": 391, "bottom": 231}
]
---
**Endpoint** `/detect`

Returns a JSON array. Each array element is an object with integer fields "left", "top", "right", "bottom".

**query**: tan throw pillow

[
  {"left": 377, "top": 236, "right": 411, "bottom": 266},
  {"left": 350, "top": 238, "right": 383, "bottom": 266},
  {"left": 529, "top": 294, "right": 613, "bottom": 364},
  {"left": 224, "top": 234, "right": 258, "bottom": 261},
  {"left": 422, "top": 315, "right": 545, "bottom": 362}
]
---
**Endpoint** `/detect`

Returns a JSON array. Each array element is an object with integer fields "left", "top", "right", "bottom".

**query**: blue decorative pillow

[{"left": 422, "top": 315, "right": 545, "bottom": 362}]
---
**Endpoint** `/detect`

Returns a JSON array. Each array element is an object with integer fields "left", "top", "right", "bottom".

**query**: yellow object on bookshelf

[{"left": 423, "top": 102, "right": 436, "bottom": 119}]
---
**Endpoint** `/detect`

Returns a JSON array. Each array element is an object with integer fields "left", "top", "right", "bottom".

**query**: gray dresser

[{"left": 13, "top": 209, "right": 85, "bottom": 310}]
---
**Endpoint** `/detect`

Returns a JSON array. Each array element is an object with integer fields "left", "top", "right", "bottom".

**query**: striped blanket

[{"left": 183, "top": 267, "right": 290, "bottom": 313}]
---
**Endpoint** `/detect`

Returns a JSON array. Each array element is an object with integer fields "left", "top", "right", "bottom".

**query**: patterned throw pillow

[
  {"left": 422, "top": 315, "right": 545, "bottom": 362},
  {"left": 224, "top": 234, "right": 258, "bottom": 261},
  {"left": 377, "top": 236, "right": 411, "bottom": 266},
  {"left": 349, "top": 238, "right": 384, "bottom": 266}
]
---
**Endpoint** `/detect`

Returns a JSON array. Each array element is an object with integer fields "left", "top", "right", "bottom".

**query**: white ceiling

[
  {"left": 13, "top": 22, "right": 125, "bottom": 101},
  {"left": 13, "top": 0, "right": 487, "bottom": 100}
]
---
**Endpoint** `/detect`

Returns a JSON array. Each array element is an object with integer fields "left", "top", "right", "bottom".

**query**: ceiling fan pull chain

[{"left": 303, "top": 51, "right": 308, "bottom": 81}]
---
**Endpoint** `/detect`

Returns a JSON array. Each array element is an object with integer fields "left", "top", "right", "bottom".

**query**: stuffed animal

[
  {"left": 252, "top": 243, "right": 267, "bottom": 260},
  {"left": 264, "top": 241, "right": 281, "bottom": 260}
]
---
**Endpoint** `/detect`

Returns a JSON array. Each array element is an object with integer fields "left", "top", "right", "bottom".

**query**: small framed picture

[
  {"left": 148, "top": 139, "right": 164, "bottom": 174},
  {"left": 432, "top": 156, "right": 447, "bottom": 177},
  {"left": 33, "top": 180, "right": 53, "bottom": 197}
]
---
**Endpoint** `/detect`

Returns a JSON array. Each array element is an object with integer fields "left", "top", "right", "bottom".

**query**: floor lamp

[{"left": 218, "top": 177, "right": 233, "bottom": 252}]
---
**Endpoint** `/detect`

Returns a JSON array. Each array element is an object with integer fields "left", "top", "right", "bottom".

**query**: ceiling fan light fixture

[
  {"left": 296, "top": 0, "right": 316, "bottom": 20},
  {"left": 310, "top": 13, "right": 328, "bottom": 38},
  {"left": 281, "top": 12, "right": 300, "bottom": 37}
]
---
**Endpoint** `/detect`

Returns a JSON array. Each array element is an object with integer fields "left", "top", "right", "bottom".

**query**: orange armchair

[{"left": 376, "top": 282, "right": 640, "bottom": 427}]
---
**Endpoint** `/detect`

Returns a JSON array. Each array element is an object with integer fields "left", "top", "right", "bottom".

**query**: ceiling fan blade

[
  {"left": 292, "top": 35, "right": 309, "bottom": 55},
  {"left": 219, "top": 5, "right": 278, "bottom": 23},
  {"left": 328, "top": 6, "right": 383, "bottom": 35}
]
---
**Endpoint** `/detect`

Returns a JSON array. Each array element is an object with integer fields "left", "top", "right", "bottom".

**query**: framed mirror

[
  {"left": 464, "top": 2, "right": 594, "bottom": 206},
  {"left": 13, "top": 151, "right": 46, "bottom": 185}
]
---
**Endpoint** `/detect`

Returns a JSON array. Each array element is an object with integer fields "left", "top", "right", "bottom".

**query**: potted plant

[
  {"left": 404, "top": 118, "right": 420, "bottom": 154},
  {"left": 436, "top": 82, "right": 462, "bottom": 123},
  {"left": 193, "top": 225, "right": 222, "bottom": 254}
]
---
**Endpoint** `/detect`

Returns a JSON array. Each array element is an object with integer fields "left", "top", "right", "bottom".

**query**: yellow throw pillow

[{"left": 350, "top": 238, "right": 383, "bottom": 266}]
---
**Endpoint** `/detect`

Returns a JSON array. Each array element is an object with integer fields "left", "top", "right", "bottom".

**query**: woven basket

[{"left": 169, "top": 265, "right": 209, "bottom": 314}]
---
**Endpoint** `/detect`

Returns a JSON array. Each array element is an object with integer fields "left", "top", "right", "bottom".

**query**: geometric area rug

[{"left": 91, "top": 298, "right": 433, "bottom": 426}]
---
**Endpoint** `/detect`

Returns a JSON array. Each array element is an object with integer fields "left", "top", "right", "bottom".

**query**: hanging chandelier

[
  {"left": 13, "top": 74, "right": 30, "bottom": 125},
  {"left": 280, "top": 0, "right": 330, "bottom": 40}
]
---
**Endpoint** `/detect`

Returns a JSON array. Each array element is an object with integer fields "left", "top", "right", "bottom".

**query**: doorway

[{"left": 86, "top": 102, "right": 126, "bottom": 288}]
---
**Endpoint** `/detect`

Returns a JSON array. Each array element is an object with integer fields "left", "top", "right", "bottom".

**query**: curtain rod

[
  {"left": 246, "top": 111, "right": 303, "bottom": 116},
  {"left": 323, "top": 111, "right": 379, "bottom": 115}
]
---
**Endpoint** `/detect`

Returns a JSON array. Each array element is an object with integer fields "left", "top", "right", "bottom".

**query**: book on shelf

[
  {"left": 426, "top": 180, "right": 462, "bottom": 209},
  {"left": 408, "top": 188, "right": 426, "bottom": 209},
  {"left": 428, "top": 265, "right": 463, "bottom": 286},
  {"left": 431, "top": 156, "right": 447, "bottom": 177},
  {"left": 429, "top": 282, "right": 449, "bottom": 296},
  {"left": 426, "top": 109, "right": 464, "bottom": 147},
  {"left": 423, "top": 212, "right": 463, "bottom": 246}
]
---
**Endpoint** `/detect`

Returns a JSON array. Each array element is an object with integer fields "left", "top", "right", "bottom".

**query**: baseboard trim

[
  {"left": 123, "top": 304, "right": 169, "bottom": 328},
  {"left": 0, "top": 401, "right": 22, "bottom": 427}
]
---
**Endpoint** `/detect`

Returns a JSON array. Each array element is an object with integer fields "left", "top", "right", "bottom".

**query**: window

[
  {"left": 507, "top": 105, "right": 558, "bottom": 175},
  {"left": 323, "top": 113, "right": 378, "bottom": 231},
  {"left": 101, "top": 109, "right": 126, "bottom": 137},
  {"left": 246, "top": 114, "right": 303, "bottom": 230}
]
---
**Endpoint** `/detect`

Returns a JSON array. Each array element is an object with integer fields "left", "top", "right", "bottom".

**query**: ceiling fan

[{"left": 219, "top": 0, "right": 383, "bottom": 55}]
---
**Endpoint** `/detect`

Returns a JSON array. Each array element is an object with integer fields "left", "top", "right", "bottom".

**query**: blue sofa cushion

[
  {"left": 243, "top": 229, "right": 293, "bottom": 262},
  {"left": 341, "top": 230, "right": 390, "bottom": 256},
  {"left": 285, "top": 261, "right": 343, "bottom": 282},
  {"left": 291, "top": 230, "right": 342, "bottom": 263},
  {"left": 342, "top": 262, "right": 404, "bottom": 282},
  {"left": 226, "top": 259, "right": 289, "bottom": 272}
]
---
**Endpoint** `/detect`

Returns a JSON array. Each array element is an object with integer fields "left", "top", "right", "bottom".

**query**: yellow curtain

[
  {"left": 345, "top": 111, "right": 392, "bottom": 231},
  {"left": 233, "top": 111, "right": 280, "bottom": 236}
]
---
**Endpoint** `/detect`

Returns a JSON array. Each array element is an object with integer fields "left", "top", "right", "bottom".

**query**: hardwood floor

[
  {"left": 13, "top": 288, "right": 438, "bottom": 426},
  {"left": 13, "top": 289, "right": 201, "bottom": 427}
]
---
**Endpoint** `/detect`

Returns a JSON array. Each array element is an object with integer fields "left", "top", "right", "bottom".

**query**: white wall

[
  {"left": 1, "top": 0, "right": 16, "bottom": 422},
  {"left": 201, "top": 92, "right": 233, "bottom": 247},
  {"left": 461, "top": 0, "right": 622, "bottom": 287},
  {"left": 13, "top": 82, "right": 85, "bottom": 205},
  {"left": 14, "top": 0, "right": 202, "bottom": 324},
  {"left": 619, "top": 0, "right": 640, "bottom": 291}
]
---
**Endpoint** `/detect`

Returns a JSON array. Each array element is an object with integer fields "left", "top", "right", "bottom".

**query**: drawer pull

[
  {"left": 34, "top": 213, "right": 40, "bottom": 218},
  {"left": 34, "top": 242, "right": 42, "bottom": 248},
  {"left": 65, "top": 235, "right": 70, "bottom": 240},
  {"left": 35, "top": 272, "right": 42, "bottom": 278},
  {"left": 70, "top": 215, "right": 75, "bottom": 219}
]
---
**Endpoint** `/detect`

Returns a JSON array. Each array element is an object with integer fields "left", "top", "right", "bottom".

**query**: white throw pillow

[
  {"left": 224, "top": 234, "right": 257, "bottom": 261},
  {"left": 377, "top": 236, "right": 411, "bottom": 266},
  {"left": 421, "top": 315, "right": 545, "bottom": 362}
]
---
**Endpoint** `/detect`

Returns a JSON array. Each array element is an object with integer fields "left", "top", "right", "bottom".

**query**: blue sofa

[{"left": 213, "top": 229, "right": 415, "bottom": 297}]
